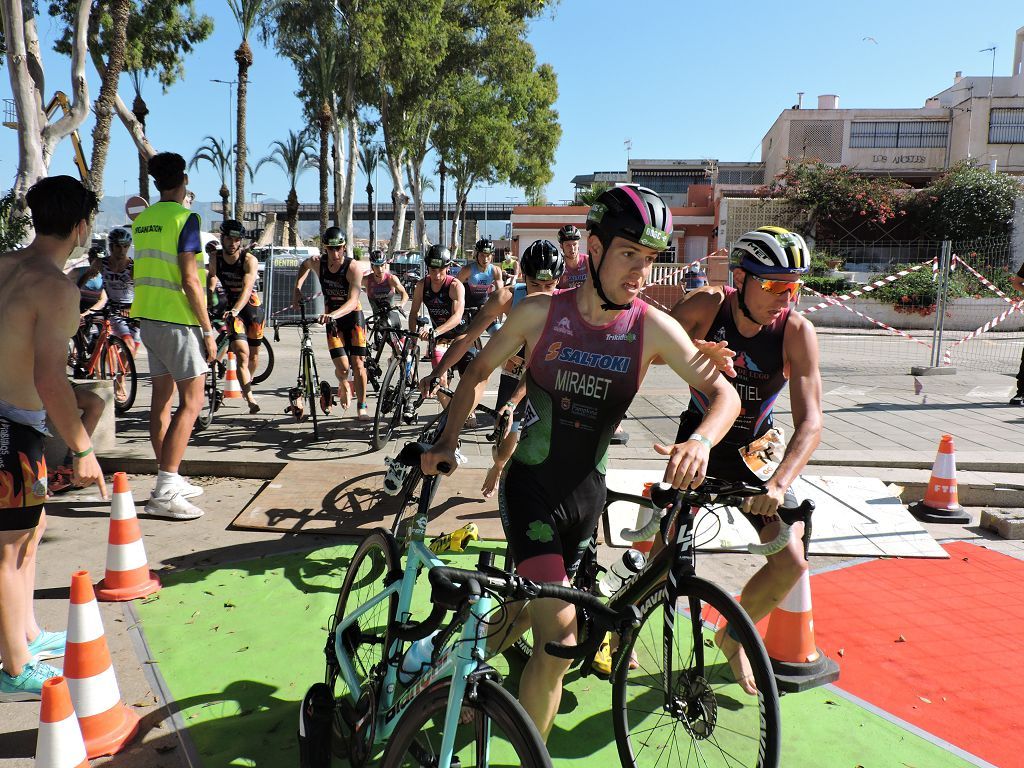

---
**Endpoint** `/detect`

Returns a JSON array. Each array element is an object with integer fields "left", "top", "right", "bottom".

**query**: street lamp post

[{"left": 210, "top": 78, "right": 237, "bottom": 168}]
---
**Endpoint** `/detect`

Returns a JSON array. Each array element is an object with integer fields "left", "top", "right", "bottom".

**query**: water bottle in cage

[
  {"left": 383, "top": 456, "right": 412, "bottom": 495},
  {"left": 598, "top": 548, "right": 646, "bottom": 597},
  {"left": 399, "top": 630, "right": 440, "bottom": 685}
]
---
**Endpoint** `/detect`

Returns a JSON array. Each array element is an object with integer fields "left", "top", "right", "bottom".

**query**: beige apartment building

[{"left": 761, "top": 26, "right": 1024, "bottom": 184}]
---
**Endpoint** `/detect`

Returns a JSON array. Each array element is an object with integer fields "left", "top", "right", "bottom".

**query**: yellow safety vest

[{"left": 131, "top": 202, "right": 205, "bottom": 325}]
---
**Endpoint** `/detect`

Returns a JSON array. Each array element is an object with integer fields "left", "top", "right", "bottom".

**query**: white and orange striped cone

[
  {"left": 95, "top": 473, "right": 160, "bottom": 601},
  {"left": 761, "top": 569, "right": 839, "bottom": 693},
  {"left": 223, "top": 351, "right": 243, "bottom": 399},
  {"left": 908, "top": 434, "right": 971, "bottom": 524},
  {"left": 35, "top": 676, "right": 90, "bottom": 768},
  {"left": 64, "top": 571, "right": 140, "bottom": 759}
]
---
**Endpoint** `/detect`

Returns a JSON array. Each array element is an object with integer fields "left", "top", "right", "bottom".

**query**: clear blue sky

[{"left": 2, "top": 0, "right": 1022, "bottom": 211}]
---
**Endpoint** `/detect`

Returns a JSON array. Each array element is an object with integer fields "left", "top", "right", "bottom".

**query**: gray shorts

[{"left": 140, "top": 319, "right": 210, "bottom": 381}]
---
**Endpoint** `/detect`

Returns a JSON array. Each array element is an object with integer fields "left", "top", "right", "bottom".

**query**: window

[
  {"left": 850, "top": 121, "right": 948, "bottom": 148},
  {"left": 989, "top": 108, "right": 1024, "bottom": 143}
]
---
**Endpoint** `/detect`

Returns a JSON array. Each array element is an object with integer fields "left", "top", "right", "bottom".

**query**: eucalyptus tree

[
  {"left": 190, "top": 136, "right": 234, "bottom": 219},
  {"left": 255, "top": 130, "right": 316, "bottom": 247}
]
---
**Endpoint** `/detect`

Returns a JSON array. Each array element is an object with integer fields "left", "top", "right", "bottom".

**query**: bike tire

[
  {"left": 390, "top": 412, "right": 444, "bottom": 542},
  {"left": 329, "top": 530, "right": 401, "bottom": 760},
  {"left": 366, "top": 327, "right": 390, "bottom": 393},
  {"left": 381, "top": 677, "right": 551, "bottom": 768},
  {"left": 251, "top": 336, "right": 275, "bottom": 385},
  {"left": 371, "top": 359, "right": 403, "bottom": 451},
  {"left": 305, "top": 352, "right": 319, "bottom": 438},
  {"left": 611, "top": 577, "right": 781, "bottom": 768},
  {"left": 195, "top": 374, "right": 216, "bottom": 433},
  {"left": 99, "top": 336, "right": 137, "bottom": 415}
]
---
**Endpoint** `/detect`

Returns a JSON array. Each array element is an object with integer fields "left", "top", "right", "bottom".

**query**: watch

[{"left": 688, "top": 432, "right": 713, "bottom": 451}]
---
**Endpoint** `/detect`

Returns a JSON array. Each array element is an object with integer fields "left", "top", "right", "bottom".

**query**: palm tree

[
  {"left": 189, "top": 136, "right": 234, "bottom": 220},
  {"left": 255, "top": 130, "right": 315, "bottom": 247},
  {"left": 226, "top": 0, "right": 278, "bottom": 221},
  {"left": 358, "top": 142, "right": 383, "bottom": 248}
]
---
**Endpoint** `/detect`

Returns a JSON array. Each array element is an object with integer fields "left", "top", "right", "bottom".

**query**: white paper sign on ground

[{"left": 604, "top": 470, "right": 948, "bottom": 559}]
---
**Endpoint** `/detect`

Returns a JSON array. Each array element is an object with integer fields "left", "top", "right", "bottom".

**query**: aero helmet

[
  {"left": 425, "top": 244, "right": 452, "bottom": 269},
  {"left": 520, "top": 240, "right": 565, "bottom": 282},
  {"left": 475, "top": 237, "right": 495, "bottom": 254},
  {"left": 731, "top": 226, "right": 809, "bottom": 275},
  {"left": 107, "top": 227, "right": 132, "bottom": 246},
  {"left": 585, "top": 184, "right": 672, "bottom": 310},
  {"left": 557, "top": 224, "right": 582, "bottom": 243},
  {"left": 369, "top": 249, "right": 387, "bottom": 266},
  {"left": 322, "top": 226, "right": 347, "bottom": 247},
  {"left": 219, "top": 219, "right": 245, "bottom": 238}
]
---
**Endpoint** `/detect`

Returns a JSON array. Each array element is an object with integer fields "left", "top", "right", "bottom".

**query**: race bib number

[
  {"left": 739, "top": 427, "right": 786, "bottom": 482},
  {"left": 502, "top": 354, "right": 525, "bottom": 378},
  {"left": 520, "top": 398, "right": 540, "bottom": 430}
]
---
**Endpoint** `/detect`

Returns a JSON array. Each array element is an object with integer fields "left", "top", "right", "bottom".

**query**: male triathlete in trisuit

[
  {"left": 422, "top": 185, "right": 741, "bottom": 739},
  {"left": 0, "top": 176, "right": 107, "bottom": 701},
  {"left": 294, "top": 227, "right": 370, "bottom": 420},
  {"left": 555, "top": 224, "right": 589, "bottom": 290},
  {"left": 362, "top": 248, "right": 409, "bottom": 330},
  {"left": 423, "top": 240, "right": 564, "bottom": 497},
  {"left": 670, "top": 226, "right": 822, "bottom": 695},
  {"left": 207, "top": 219, "right": 262, "bottom": 414},
  {"left": 102, "top": 227, "right": 141, "bottom": 353},
  {"left": 409, "top": 245, "right": 468, "bottom": 366},
  {"left": 457, "top": 237, "right": 504, "bottom": 315}
]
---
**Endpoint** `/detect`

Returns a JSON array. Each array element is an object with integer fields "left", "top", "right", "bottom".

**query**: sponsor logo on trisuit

[
  {"left": 553, "top": 317, "right": 574, "bottom": 336},
  {"left": 544, "top": 342, "right": 630, "bottom": 372}
]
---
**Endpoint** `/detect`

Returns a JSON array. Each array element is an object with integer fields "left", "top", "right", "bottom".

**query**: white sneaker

[
  {"left": 144, "top": 491, "right": 204, "bottom": 520},
  {"left": 176, "top": 478, "right": 204, "bottom": 498}
]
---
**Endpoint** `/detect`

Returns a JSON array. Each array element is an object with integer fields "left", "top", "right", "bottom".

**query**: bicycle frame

[
  {"left": 332, "top": 474, "right": 496, "bottom": 767},
  {"left": 73, "top": 315, "right": 114, "bottom": 376}
]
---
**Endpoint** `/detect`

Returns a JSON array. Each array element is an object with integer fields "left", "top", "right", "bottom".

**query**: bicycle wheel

[
  {"left": 195, "top": 374, "right": 216, "bottom": 433},
  {"left": 304, "top": 352, "right": 319, "bottom": 437},
  {"left": 389, "top": 412, "right": 444, "bottom": 542},
  {"left": 365, "top": 328, "right": 389, "bottom": 393},
  {"left": 251, "top": 336, "right": 275, "bottom": 385},
  {"left": 612, "top": 578, "right": 781, "bottom": 768},
  {"left": 371, "top": 359, "right": 404, "bottom": 451},
  {"left": 329, "top": 531, "right": 400, "bottom": 761},
  {"left": 381, "top": 677, "right": 551, "bottom": 768},
  {"left": 98, "top": 336, "right": 137, "bottom": 415}
]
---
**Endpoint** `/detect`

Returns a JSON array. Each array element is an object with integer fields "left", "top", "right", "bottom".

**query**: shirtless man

[{"left": 0, "top": 175, "right": 107, "bottom": 701}]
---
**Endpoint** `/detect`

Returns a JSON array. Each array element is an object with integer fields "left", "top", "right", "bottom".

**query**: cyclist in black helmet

[
  {"left": 102, "top": 227, "right": 140, "bottom": 352},
  {"left": 294, "top": 227, "right": 370, "bottom": 419},
  {"left": 457, "top": 237, "right": 504, "bottom": 312},
  {"left": 670, "top": 225, "right": 822, "bottom": 694},
  {"left": 207, "top": 219, "right": 262, "bottom": 413},
  {"left": 421, "top": 185, "right": 740, "bottom": 740},
  {"left": 556, "top": 224, "right": 588, "bottom": 289}
]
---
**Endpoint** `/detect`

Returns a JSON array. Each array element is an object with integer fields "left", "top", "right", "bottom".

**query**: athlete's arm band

[
  {"left": 688, "top": 433, "right": 713, "bottom": 451},
  {"left": 73, "top": 445, "right": 94, "bottom": 459}
]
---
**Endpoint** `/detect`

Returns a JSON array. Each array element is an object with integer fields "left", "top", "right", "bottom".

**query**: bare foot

[
  {"left": 338, "top": 384, "right": 351, "bottom": 412},
  {"left": 714, "top": 625, "right": 758, "bottom": 695},
  {"left": 481, "top": 463, "right": 504, "bottom": 498}
]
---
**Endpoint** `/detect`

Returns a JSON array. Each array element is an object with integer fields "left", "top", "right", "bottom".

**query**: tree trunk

[
  {"left": 386, "top": 153, "right": 408, "bottom": 257},
  {"left": 407, "top": 161, "right": 426, "bottom": 251},
  {"left": 331, "top": 99, "right": 343, "bottom": 226},
  {"left": 343, "top": 113, "right": 358, "bottom": 257},
  {"left": 220, "top": 185, "right": 230, "bottom": 222},
  {"left": 88, "top": 0, "right": 130, "bottom": 200},
  {"left": 132, "top": 93, "right": 150, "bottom": 200},
  {"left": 317, "top": 101, "right": 331, "bottom": 235},
  {"left": 438, "top": 159, "right": 446, "bottom": 249},
  {"left": 234, "top": 39, "right": 253, "bottom": 221},
  {"left": 4, "top": 0, "right": 90, "bottom": 204},
  {"left": 367, "top": 181, "right": 375, "bottom": 249},
  {"left": 450, "top": 181, "right": 468, "bottom": 251},
  {"left": 287, "top": 188, "right": 299, "bottom": 247}
]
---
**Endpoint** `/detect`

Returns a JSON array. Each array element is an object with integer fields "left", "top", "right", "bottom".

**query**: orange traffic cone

[
  {"left": 95, "top": 473, "right": 160, "bottom": 601},
  {"left": 223, "top": 352, "right": 243, "bottom": 399},
  {"left": 908, "top": 434, "right": 971, "bottom": 524},
  {"left": 761, "top": 569, "right": 839, "bottom": 693},
  {"left": 64, "top": 571, "right": 140, "bottom": 758},
  {"left": 35, "top": 677, "right": 90, "bottom": 768}
]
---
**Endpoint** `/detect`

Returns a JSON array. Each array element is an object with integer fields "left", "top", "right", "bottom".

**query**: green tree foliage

[
  {"left": 915, "top": 160, "right": 1022, "bottom": 240},
  {"left": 0, "top": 190, "right": 31, "bottom": 250},
  {"left": 190, "top": 136, "right": 234, "bottom": 219}
]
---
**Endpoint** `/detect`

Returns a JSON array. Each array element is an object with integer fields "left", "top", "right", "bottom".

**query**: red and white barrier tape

[
  {"left": 808, "top": 289, "right": 933, "bottom": 349},
  {"left": 941, "top": 298, "right": 1024, "bottom": 365},
  {"left": 799, "top": 260, "right": 935, "bottom": 316},
  {"left": 950, "top": 254, "right": 1013, "bottom": 303}
]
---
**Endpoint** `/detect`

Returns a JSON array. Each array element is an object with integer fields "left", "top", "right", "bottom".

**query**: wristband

[
  {"left": 73, "top": 445, "right": 93, "bottom": 459},
  {"left": 202, "top": 330, "right": 215, "bottom": 337},
  {"left": 504, "top": 401, "right": 515, "bottom": 411},
  {"left": 688, "top": 433, "right": 713, "bottom": 451}
]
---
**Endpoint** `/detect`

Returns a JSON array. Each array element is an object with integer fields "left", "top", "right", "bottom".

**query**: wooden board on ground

[
  {"left": 605, "top": 471, "right": 948, "bottom": 559},
  {"left": 232, "top": 461, "right": 503, "bottom": 539}
]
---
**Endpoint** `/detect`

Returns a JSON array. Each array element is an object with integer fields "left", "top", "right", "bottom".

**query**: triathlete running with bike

[
  {"left": 556, "top": 224, "right": 589, "bottom": 290},
  {"left": 457, "top": 237, "right": 504, "bottom": 316},
  {"left": 102, "top": 227, "right": 141, "bottom": 353},
  {"left": 206, "top": 219, "right": 263, "bottom": 414},
  {"left": 421, "top": 185, "right": 741, "bottom": 739},
  {"left": 363, "top": 248, "right": 409, "bottom": 330}
]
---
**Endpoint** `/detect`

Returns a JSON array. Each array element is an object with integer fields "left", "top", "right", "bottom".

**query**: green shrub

[{"left": 803, "top": 276, "right": 851, "bottom": 295}]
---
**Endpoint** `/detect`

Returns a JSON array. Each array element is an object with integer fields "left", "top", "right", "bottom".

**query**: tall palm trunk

[
  {"left": 366, "top": 180, "right": 375, "bottom": 248},
  {"left": 220, "top": 184, "right": 230, "bottom": 221},
  {"left": 317, "top": 101, "right": 331, "bottom": 235},
  {"left": 286, "top": 188, "right": 299, "bottom": 247},
  {"left": 132, "top": 92, "right": 150, "bottom": 201},
  {"left": 87, "top": 0, "right": 131, "bottom": 200},
  {"left": 234, "top": 39, "right": 253, "bottom": 221},
  {"left": 332, "top": 97, "right": 343, "bottom": 226},
  {"left": 438, "top": 160, "right": 446, "bottom": 249},
  {"left": 343, "top": 114, "right": 358, "bottom": 255}
]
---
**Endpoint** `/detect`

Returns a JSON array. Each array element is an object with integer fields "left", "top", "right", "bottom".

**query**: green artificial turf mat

[{"left": 137, "top": 543, "right": 977, "bottom": 767}]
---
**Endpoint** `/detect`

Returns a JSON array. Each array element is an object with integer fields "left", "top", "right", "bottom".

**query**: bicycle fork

[{"left": 438, "top": 593, "right": 493, "bottom": 768}]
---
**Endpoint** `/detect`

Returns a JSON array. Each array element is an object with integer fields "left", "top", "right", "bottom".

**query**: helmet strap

[
  {"left": 736, "top": 272, "right": 759, "bottom": 324},
  {"left": 592, "top": 236, "right": 632, "bottom": 312}
]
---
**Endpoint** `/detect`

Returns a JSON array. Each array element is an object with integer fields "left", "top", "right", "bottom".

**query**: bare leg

[
  {"left": 333, "top": 358, "right": 351, "bottom": 411},
  {"left": 148, "top": 374, "right": 177, "bottom": 465},
  {"left": 232, "top": 339, "right": 259, "bottom": 412},
  {"left": 715, "top": 520, "right": 807, "bottom": 695},
  {"left": 157, "top": 375, "right": 206, "bottom": 474},
  {"left": 0, "top": 527, "right": 35, "bottom": 676},
  {"left": 21, "top": 512, "right": 45, "bottom": 643},
  {"left": 518, "top": 597, "right": 576, "bottom": 741},
  {"left": 353, "top": 357, "right": 370, "bottom": 420},
  {"left": 482, "top": 431, "right": 519, "bottom": 498},
  {"left": 485, "top": 599, "right": 532, "bottom": 657}
]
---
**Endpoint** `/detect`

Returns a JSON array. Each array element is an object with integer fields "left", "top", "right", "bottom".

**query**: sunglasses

[{"left": 747, "top": 273, "right": 803, "bottom": 301}]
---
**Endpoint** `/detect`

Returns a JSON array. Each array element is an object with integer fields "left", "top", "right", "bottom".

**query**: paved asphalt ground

[{"left": 3, "top": 321, "right": 1024, "bottom": 767}]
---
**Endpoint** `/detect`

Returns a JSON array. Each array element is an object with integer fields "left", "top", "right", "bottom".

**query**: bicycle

[
  {"left": 363, "top": 302, "right": 406, "bottom": 393},
  {"left": 273, "top": 300, "right": 329, "bottom": 439},
  {"left": 370, "top": 319, "right": 434, "bottom": 451},
  {"left": 67, "top": 307, "right": 137, "bottom": 415},
  {"left": 309, "top": 436, "right": 555, "bottom": 768}
]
